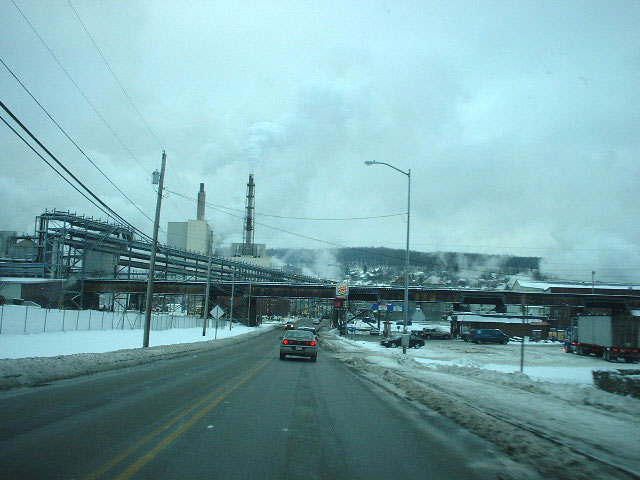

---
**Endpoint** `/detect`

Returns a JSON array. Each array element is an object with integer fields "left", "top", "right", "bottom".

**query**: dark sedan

[
  {"left": 380, "top": 335, "right": 425, "bottom": 349},
  {"left": 280, "top": 329, "right": 318, "bottom": 361}
]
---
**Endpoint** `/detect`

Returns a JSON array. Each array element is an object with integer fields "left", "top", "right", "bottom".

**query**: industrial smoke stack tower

[
  {"left": 229, "top": 174, "right": 268, "bottom": 264},
  {"left": 242, "top": 174, "right": 256, "bottom": 256},
  {"left": 197, "top": 183, "right": 206, "bottom": 220}
]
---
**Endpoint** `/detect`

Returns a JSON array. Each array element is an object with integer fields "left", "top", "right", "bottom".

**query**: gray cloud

[{"left": 1, "top": 0, "right": 639, "bottom": 282}]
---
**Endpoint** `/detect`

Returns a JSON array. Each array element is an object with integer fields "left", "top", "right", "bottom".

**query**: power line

[
  {"left": 198, "top": 198, "right": 638, "bottom": 276},
  {"left": 166, "top": 189, "right": 405, "bottom": 221},
  {"left": 10, "top": 0, "right": 149, "bottom": 174},
  {"left": 0, "top": 115, "right": 139, "bottom": 232},
  {"left": 65, "top": 0, "right": 164, "bottom": 151},
  {"left": 63, "top": 0, "right": 192, "bottom": 220},
  {"left": 197, "top": 198, "right": 452, "bottom": 270},
  {"left": 1, "top": 113, "right": 127, "bottom": 226},
  {"left": 0, "top": 57, "right": 158, "bottom": 230},
  {"left": 0, "top": 99, "right": 152, "bottom": 240}
]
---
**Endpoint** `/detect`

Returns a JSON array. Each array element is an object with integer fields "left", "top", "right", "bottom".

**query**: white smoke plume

[
  {"left": 246, "top": 121, "right": 288, "bottom": 173},
  {"left": 540, "top": 227, "right": 640, "bottom": 284}
]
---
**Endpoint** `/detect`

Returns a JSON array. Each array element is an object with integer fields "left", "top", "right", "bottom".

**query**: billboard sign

[{"left": 336, "top": 283, "right": 349, "bottom": 298}]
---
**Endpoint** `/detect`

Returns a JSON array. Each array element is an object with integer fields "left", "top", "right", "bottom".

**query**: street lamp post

[{"left": 365, "top": 160, "right": 411, "bottom": 354}]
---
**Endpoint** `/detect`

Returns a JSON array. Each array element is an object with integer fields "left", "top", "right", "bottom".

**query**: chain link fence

[{"left": 0, "top": 305, "right": 206, "bottom": 335}]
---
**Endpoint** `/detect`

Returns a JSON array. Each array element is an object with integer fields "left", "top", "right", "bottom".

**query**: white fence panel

[{"left": 0, "top": 305, "right": 206, "bottom": 335}]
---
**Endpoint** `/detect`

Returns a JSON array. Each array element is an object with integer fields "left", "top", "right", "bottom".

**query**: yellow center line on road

[{"left": 82, "top": 357, "right": 272, "bottom": 480}]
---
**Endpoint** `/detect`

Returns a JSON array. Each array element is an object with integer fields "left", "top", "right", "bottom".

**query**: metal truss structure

[{"left": 1, "top": 209, "right": 320, "bottom": 287}]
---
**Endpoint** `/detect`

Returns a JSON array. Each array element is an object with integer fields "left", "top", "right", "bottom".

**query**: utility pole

[
  {"left": 143, "top": 151, "right": 166, "bottom": 348},
  {"left": 520, "top": 300, "right": 527, "bottom": 373},
  {"left": 247, "top": 282, "right": 252, "bottom": 326},
  {"left": 229, "top": 268, "right": 235, "bottom": 330},
  {"left": 402, "top": 168, "right": 411, "bottom": 354},
  {"left": 202, "top": 232, "right": 213, "bottom": 336}
]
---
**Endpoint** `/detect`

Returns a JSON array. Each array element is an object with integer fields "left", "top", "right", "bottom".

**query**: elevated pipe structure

[{"left": 0, "top": 210, "right": 323, "bottom": 310}]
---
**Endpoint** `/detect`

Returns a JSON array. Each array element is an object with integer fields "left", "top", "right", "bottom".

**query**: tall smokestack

[
  {"left": 242, "top": 174, "right": 255, "bottom": 256},
  {"left": 197, "top": 183, "right": 205, "bottom": 220}
]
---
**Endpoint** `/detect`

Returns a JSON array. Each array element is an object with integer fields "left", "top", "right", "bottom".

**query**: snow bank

[
  {"left": 323, "top": 331, "right": 640, "bottom": 480},
  {"left": 0, "top": 325, "right": 278, "bottom": 390}
]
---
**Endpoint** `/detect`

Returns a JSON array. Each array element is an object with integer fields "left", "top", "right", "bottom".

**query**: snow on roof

[
  {"left": 453, "top": 313, "right": 543, "bottom": 324},
  {"left": 0, "top": 277, "right": 63, "bottom": 284},
  {"left": 513, "top": 280, "right": 640, "bottom": 291}
]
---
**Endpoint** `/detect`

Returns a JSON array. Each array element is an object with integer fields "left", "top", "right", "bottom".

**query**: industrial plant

[{"left": 0, "top": 177, "right": 318, "bottom": 313}]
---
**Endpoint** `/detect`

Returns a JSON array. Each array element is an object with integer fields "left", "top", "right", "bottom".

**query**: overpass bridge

[
  {"left": 83, "top": 279, "right": 640, "bottom": 326},
  {"left": 84, "top": 279, "right": 640, "bottom": 307}
]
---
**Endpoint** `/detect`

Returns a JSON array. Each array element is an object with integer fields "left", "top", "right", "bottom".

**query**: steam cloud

[{"left": 246, "top": 121, "right": 288, "bottom": 173}]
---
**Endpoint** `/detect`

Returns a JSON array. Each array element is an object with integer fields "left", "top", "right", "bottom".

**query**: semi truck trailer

[{"left": 565, "top": 314, "right": 639, "bottom": 363}]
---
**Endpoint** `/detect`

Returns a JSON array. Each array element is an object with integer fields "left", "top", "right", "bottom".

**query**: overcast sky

[{"left": 1, "top": 0, "right": 639, "bottom": 282}]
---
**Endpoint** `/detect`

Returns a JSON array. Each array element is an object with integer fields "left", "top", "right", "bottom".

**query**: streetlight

[{"left": 365, "top": 160, "right": 411, "bottom": 354}]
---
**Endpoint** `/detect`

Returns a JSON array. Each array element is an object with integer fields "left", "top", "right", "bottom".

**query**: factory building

[
  {"left": 0, "top": 231, "right": 36, "bottom": 260},
  {"left": 167, "top": 183, "right": 214, "bottom": 255}
]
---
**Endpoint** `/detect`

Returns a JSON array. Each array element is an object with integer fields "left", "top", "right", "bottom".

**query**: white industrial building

[
  {"left": 167, "top": 183, "right": 214, "bottom": 255},
  {"left": 229, "top": 242, "right": 270, "bottom": 267}
]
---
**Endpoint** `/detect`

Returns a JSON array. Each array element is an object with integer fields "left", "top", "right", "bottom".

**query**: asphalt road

[{"left": 0, "top": 322, "right": 518, "bottom": 479}]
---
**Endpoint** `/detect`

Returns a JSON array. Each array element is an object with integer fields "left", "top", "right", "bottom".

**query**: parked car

[
  {"left": 380, "top": 335, "right": 424, "bottom": 348},
  {"left": 280, "top": 330, "right": 317, "bottom": 361},
  {"left": 369, "top": 328, "right": 380, "bottom": 335},
  {"left": 412, "top": 327, "right": 451, "bottom": 340},
  {"left": 469, "top": 329, "right": 509, "bottom": 344}
]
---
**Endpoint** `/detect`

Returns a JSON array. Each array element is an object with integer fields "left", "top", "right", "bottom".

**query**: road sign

[
  {"left": 336, "top": 283, "right": 349, "bottom": 298},
  {"left": 348, "top": 326, "right": 356, "bottom": 333},
  {"left": 211, "top": 306, "right": 225, "bottom": 320}
]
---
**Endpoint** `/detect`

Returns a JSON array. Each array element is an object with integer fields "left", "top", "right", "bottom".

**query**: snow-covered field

[
  {"left": 0, "top": 313, "right": 292, "bottom": 390},
  {"left": 324, "top": 332, "right": 640, "bottom": 480},
  {"left": 0, "top": 323, "right": 260, "bottom": 359}
]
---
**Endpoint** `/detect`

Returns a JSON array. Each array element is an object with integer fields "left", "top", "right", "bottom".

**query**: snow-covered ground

[
  {"left": 0, "top": 304, "right": 292, "bottom": 359},
  {"left": 323, "top": 332, "right": 640, "bottom": 480},
  {"left": 0, "top": 323, "right": 261, "bottom": 359},
  {"left": 2, "top": 311, "right": 638, "bottom": 479},
  {"left": 0, "top": 313, "right": 294, "bottom": 390}
]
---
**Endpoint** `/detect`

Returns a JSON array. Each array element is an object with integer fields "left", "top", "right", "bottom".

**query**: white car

[{"left": 312, "top": 318, "right": 320, "bottom": 325}]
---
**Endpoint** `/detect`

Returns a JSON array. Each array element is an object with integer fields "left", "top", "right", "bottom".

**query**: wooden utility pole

[
  {"left": 143, "top": 151, "right": 166, "bottom": 348},
  {"left": 203, "top": 233, "right": 213, "bottom": 336}
]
